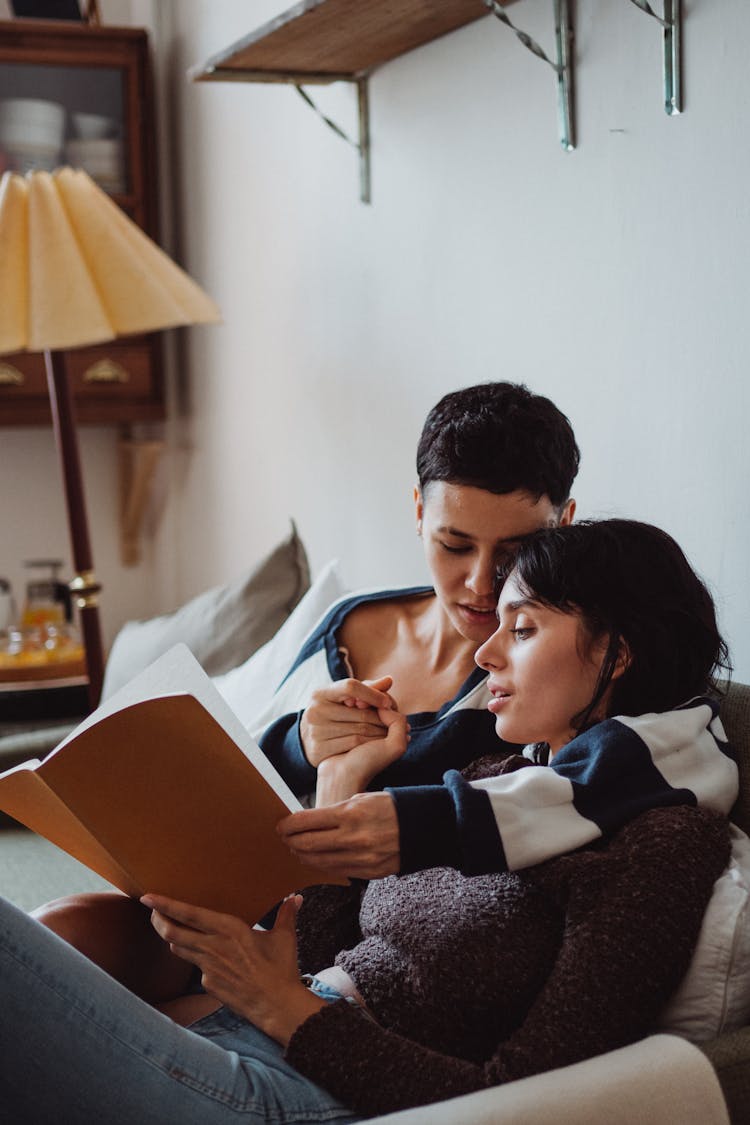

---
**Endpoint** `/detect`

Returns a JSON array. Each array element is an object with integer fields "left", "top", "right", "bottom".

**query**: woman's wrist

[
  {"left": 251, "top": 983, "right": 328, "bottom": 1047},
  {"left": 316, "top": 755, "right": 367, "bottom": 806}
]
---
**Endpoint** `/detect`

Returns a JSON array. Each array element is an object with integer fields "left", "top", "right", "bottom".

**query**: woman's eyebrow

[
  {"left": 437, "top": 525, "right": 473, "bottom": 539},
  {"left": 503, "top": 598, "right": 535, "bottom": 613},
  {"left": 437, "top": 526, "right": 526, "bottom": 547}
]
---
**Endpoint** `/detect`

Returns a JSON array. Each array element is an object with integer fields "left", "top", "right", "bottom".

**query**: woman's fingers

[
  {"left": 316, "top": 677, "right": 395, "bottom": 711},
  {"left": 272, "top": 894, "right": 303, "bottom": 936},
  {"left": 140, "top": 895, "right": 242, "bottom": 956},
  {"left": 360, "top": 676, "right": 398, "bottom": 710},
  {"left": 140, "top": 895, "right": 231, "bottom": 933},
  {"left": 302, "top": 680, "right": 397, "bottom": 765},
  {"left": 277, "top": 792, "right": 401, "bottom": 878},
  {"left": 309, "top": 706, "right": 390, "bottom": 738}
]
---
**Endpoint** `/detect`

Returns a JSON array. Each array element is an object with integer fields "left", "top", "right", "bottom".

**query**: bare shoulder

[
  {"left": 339, "top": 593, "right": 431, "bottom": 646},
  {"left": 339, "top": 596, "right": 397, "bottom": 635},
  {"left": 337, "top": 592, "right": 434, "bottom": 681}
]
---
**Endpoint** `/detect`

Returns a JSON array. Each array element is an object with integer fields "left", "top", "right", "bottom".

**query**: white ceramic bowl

[
  {"left": 71, "top": 111, "right": 115, "bottom": 140},
  {"left": 0, "top": 98, "right": 65, "bottom": 150}
]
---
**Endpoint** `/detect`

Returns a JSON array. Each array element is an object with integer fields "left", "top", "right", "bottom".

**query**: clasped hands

[{"left": 280, "top": 675, "right": 409, "bottom": 879}]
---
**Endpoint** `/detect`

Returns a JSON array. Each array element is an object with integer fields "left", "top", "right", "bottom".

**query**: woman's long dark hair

[{"left": 497, "top": 519, "right": 730, "bottom": 730}]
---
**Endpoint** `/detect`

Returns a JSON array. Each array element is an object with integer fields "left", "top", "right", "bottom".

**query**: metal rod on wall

[
  {"left": 625, "top": 0, "right": 682, "bottom": 115},
  {"left": 357, "top": 77, "right": 371, "bottom": 204},
  {"left": 484, "top": 0, "right": 576, "bottom": 151},
  {"left": 295, "top": 79, "right": 372, "bottom": 203}
]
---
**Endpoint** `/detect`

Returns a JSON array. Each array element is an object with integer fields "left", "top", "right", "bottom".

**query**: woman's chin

[
  {"left": 493, "top": 716, "right": 519, "bottom": 744},
  {"left": 493, "top": 715, "right": 543, "bottom": 749}
]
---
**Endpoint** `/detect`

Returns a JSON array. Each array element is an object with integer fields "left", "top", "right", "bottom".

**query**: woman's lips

[
  {"left": 457, "top": 603, "right": 496, "bottom": 624},
  {"left": 487, "top": 686, "right": 512, "bottom": 714}
]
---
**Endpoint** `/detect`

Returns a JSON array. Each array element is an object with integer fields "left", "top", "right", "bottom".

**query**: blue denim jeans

[{"left": 0, "top": 895, "right": 361, "bottom": 1124}]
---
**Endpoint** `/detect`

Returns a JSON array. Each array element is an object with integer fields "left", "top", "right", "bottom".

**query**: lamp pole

[{"left": 44, "top": 348, "right": 104, "bottom": 709}]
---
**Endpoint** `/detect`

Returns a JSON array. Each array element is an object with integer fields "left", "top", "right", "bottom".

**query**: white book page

[
  {"left": 48, "top": 644, "right": 302, "bottom": 812},
  {"left": 0, "top": 758, "right": 42, "bottom": 779}
]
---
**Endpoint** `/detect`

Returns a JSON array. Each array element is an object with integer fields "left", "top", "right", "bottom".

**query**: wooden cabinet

[{"left": 0, "top": 19, "right": 164, "bottom": 426}]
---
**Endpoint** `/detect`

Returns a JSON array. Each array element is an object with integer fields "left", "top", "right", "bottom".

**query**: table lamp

[{"left": 0, "top": 167, "right": 221, "bottom": 708}]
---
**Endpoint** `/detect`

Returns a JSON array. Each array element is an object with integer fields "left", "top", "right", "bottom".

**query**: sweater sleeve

[
  {"left": 391, "top": 699, "right": 737, "bottom": 876},
  {"left": 286, "top": 806, "right": 730, "bottom": 1117},
  {"left": 258, "top": 711, "right": 318, "bottom": 796},
  {"left": 295, "top": 881, "right": 366, "bottom": 976}
]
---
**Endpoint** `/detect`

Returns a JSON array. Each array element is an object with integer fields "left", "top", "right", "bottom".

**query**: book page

[
  {"left": 38, "top": 693, "right": 347, "bottom": 922},
  {"left": 50, "top": 644, "right": 302, "bottom": 812},
  {"left": 0, "top": 763, "right": 141, "bottom": 895}
]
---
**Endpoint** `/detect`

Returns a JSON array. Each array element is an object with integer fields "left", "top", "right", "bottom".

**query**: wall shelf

[
  {"left": 190, "top": 0, "right": 517, "bottom": 203},
  {"left": 187, "top": 1, "right": 583, "bottom": 203},
  {"left": 189, "top": 0, "right": 496, "bottom": 86},
  {"left": 190, "top": 0, "right": 687, "bottom": 199}
]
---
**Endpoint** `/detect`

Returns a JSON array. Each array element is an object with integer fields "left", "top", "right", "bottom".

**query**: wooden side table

[{"left": 0, "top": 674, "right": 89, "bottom": 724}]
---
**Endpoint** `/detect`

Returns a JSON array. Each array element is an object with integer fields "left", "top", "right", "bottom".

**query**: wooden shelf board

[
  {"left": 191, "top": 0, "right": 503, "bottom": 84},
  {"left": 0, "top": 668, "right": 87, "bottom": 688}
]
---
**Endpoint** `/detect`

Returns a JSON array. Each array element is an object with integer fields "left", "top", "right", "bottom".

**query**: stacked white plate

[
  {"left": 0, "top": 97, "right": 65, "bottom": 173},
  {"left": 66, "top": 136, "right": 125, "bottom": 194},
  {"left": 71, "top": 111, "right": 114, "bottom": 140}
]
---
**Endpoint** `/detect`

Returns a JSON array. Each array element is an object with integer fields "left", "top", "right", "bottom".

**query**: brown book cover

[{"left": 0, "top": 645, "right": 347, "bottom": 923}]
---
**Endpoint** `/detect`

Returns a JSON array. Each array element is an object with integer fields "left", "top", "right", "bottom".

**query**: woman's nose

[
  {"left": 475, "top": 628, "right": 505, "bottom": 671},
  {"left": 465, "top": 555, "right": 495, "bottom": 597}
]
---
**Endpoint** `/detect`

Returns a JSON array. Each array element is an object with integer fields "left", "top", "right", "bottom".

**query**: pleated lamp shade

[
  {"left": 0, "top": 166, "right": 221, "bottom": 709},
  {"left": 0, "top": 166, "right": 221, "bottom": 353}
]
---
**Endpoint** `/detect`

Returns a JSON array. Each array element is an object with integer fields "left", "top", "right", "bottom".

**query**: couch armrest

[
  {"left": 370, "top": 1035, "right": 728, "bottom": 1125},
  {"left": 702, "top": 1027, "right": 750, "bottom": 1125}
]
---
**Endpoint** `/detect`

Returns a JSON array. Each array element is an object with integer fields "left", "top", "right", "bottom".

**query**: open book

[{"left": 0, "top": 645, "right": 346, "bottom": 923}]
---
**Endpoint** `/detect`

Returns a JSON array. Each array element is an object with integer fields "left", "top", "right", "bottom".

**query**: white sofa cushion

[{"left": 659, "top": 823, "right": 750, "bottom": 1041}]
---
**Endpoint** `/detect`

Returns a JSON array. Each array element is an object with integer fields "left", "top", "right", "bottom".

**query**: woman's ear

[
  {"left": 559, "top": 498, "right": 576, "bottom": 526},
  {"left": 611, "top": 638, "right": 632, "bottom": 681},
  {"left": 414, "top": 485, "right": 423, "bottom": 536}
]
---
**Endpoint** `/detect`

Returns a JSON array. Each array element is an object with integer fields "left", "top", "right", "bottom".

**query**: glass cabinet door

[
  {"left": 0, "top": 60, "right": 128, "bottom": 195},
  {"left": 0, "top": 22, "right": 164, "bottom": 427}
]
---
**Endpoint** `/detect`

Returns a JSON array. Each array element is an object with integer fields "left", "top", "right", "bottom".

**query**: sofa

[
  {"left": 699, "top": 680, "right": 750, "bottom": 1123},
  {"left": 1, "top": 527, "right": 749, "bottom": 1124}
]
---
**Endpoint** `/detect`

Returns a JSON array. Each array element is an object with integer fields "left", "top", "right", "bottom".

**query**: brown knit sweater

[{"left": 287, "top": 755, "right": 730, "bottom": 1118}]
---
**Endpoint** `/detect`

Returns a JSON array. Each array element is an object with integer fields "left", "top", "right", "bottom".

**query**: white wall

[
  {"left": 2, "top": 0, "right": 748, "bottom": 683},
  {"left": 155, "top": 0, "right": 750, "bottom": 680}
]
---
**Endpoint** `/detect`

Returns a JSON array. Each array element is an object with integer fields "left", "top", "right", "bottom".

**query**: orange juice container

[{"left": 21, "top": 560, "right": 67, "bottom": 627}]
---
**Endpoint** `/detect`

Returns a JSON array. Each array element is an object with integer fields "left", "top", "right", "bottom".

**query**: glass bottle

[{"left": 21, "top": 560, "right": 67, "bottom": 627}]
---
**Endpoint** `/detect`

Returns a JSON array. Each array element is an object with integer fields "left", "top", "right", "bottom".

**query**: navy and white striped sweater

[
  {"left": 258, "top": 587, "right": 738, "bottom": 876},
  {"left": 392, "top": 697, "right": 737, "bottom": 875}
]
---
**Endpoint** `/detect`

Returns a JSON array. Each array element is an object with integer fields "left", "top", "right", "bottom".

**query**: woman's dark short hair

[
  {"left": 497, "top": 519, "right": 730, "bottom": 726},
  {"left": 416, "top": 382, "right": 580, "bottom": 511}
]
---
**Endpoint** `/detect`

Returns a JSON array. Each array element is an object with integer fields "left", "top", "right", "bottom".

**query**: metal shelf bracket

[
  {"left": 295, "top": 77, "right": 371, "bottom": 203},
  {"left": 626, "top": 0, "right": 682, "bottom": 115},
  {"left": 485, "top": 0, "right": 576, "bottom": 151}
]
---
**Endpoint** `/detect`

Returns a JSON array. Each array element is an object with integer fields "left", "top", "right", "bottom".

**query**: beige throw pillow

[{"left": 101, "top": 523, "right": 309, "bottom": 700}]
